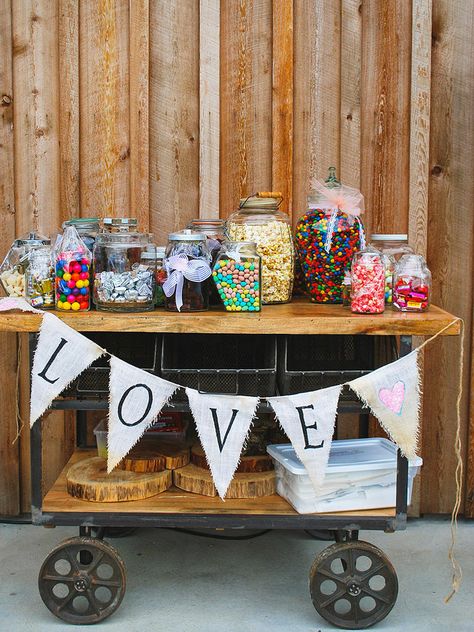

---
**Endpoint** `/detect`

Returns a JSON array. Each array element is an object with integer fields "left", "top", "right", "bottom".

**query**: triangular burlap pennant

[
  {"left": 347, "top": 350, "right": 421, "bottom": 459},
  {"left": 268, "top": 385, "right": 342, "bottom": 492},
  {"left": 0, "top": 296, "right": 43, "bottom": 313},
  {"left": 30, "top": 312, "right": 104, "bottom": 425},
  {"left": 107, "top": 357, "right": 178, "bottom": 472},
  {"left": 185, "top": 388, "right": 259, "bottom": 499}
]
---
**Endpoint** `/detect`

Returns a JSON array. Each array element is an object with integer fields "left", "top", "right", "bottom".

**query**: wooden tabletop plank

[{"left": 0, "top": 301, "right": 460, "bottom": 335}]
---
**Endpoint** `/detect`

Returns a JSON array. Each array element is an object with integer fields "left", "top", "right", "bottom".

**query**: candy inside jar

[
  {"left": 212, "top": 241, "right": 261, "bottom": 312},
  {"left": 0, "top": 232, "right": 50, "bottom": 298},
  {"left": 55, "top": 225, "right": 92, "bottom": 311},
  {"left": 26, "top": 247, "right": 54, "bottom": 308},
  {"left": 187, "top": 219, "right": 226, "bottom": 305},
  {"left": 370, "top": 234, "right": 414, "bottom": 304},
  {"left": 393, "top": 254, "right": 431, "bottom": 312},
  {"left": 351, "top": 247, "right": 385, "bottom": 314}
]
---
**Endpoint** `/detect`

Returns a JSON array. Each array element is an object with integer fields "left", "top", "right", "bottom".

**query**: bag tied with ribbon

[{"left": 162, "top": 253, "right": 212, "bottom": 312}]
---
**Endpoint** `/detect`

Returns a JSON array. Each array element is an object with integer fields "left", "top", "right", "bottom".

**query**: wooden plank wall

[{"left": 0, "top": 0, "right": 472, "bottom": 517}]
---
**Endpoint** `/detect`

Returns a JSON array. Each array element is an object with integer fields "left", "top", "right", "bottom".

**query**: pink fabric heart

[{"left": 378, "top": 381, "right": 405, "bottom": 415}]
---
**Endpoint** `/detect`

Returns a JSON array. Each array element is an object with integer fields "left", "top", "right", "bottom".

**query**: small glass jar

[
  {"left": 55, "top": 225, "right": 92, "bottom": 311},
  {"left": 341, "top": 268, "right": 351, "bottom": 307},
  {"left": 26, "top": 247, "right": 54, "bottom": 308},
  {"left": 0, "top": 232, "right": 50, "bottom": 298},
  {"left": 163, "top": 230, "right": 212, "bottom": 312},
  {"left": 393, "top": 254, "right": 431, "bottom": 312},
  {"left": 155, "top": 246, "right": 167, "bottom": 307},
  {"left": 370, "top": 234, "right": 414, "bottom": 304},
  {"left": 351, "top": 247, "right": 385, "bottom": 314},
  {"left": 93, "top": 229, "right": 155, "bottom": 312},
  {"left": 102, "top": 217, "right": 138, "bottom": 233},
  {"left": 188, "top": 219, "right": 226, "bottom": 305},
  {"left": 226, "top": 194, "right": 294, "bottom": 304},
  {"left": 63, "top": 218, "right": 100, "bottom": 253},
  {"left": 212, "top": 241, "right": 261, "bottom": 312}
]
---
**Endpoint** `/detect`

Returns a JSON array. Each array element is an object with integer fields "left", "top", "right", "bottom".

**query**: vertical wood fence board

[
  {"left": 360, "top": 0, "right": 411, "bottom": 235},
  {"left": 340, "top": 0, "right": 361, "bottom": 189},
  {"left": 0, "top": 0, "right": 19, "bottom": 516},
  {"left": 220, "top": 0, "right": 273, "bottom": 217},
  {"left": 149, "top": 0, "right": 200, "bottom": 243},
  {"left": 293, "top": 0, "right": 341, "bottom": 224},
  {"left": 199, "top": 0, "right": 220, "bottom": 218},
  {"left": 272, "top": 0, "right": 293, "bottom": 217},
  {"left": 130, "top": 0, "right": 150, "bottom": 230},
  {"left": 80, "top": 0, "right": 130, "bottom": 218},
  {"left": 423, "top": 0, "right": 474, "bottom": 514},
  {"left": 59, "top": 0, "right": 79, "bottom": 221}
]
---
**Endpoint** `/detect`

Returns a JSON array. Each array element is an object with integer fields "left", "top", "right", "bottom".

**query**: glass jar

[
  {"left": 163, "top": 230, "right": 212, "bottom": 312},
  {"left": 154, "top": 246, "right": 167, "bottom": 307},
  {"left": 212, "top": 241, "right": 261, "bottom": 312},
  {"left": 63, "top": 218, "right": 100, "bottom": 253},
  {"left": 295, "top": 167, "right": 366, "bottom": 303},
  {"left": 0, "top": 232, "right": 50, "bottom": 298},
  {"left": 393, "top": 254, "right": 431, "bottom": 312},
  {"left": 351, "top": 247, "right": 385, "bottom": 314},
  {"left": 26, "top": 247, "right": 54, "bottom": 308},
  {"left": 226, "top": 194, "right": 294, "bottom": 304},
  {"left": 370, "top": 234, "right": 414, "bottom": 304},
  {"left": 55, "top": 225, "right": 92, "bottom": 311},
  {"left": 102, "top": 217, "right": 138, "bottom": 233},
  {"left": 341, "top": 268, "right": 351, "bottom": 307},
  {"left": 93, "top": 230, "right": 155, "bottom": 312},
  {"left": 188, "top": 219, "right": 226, "bottom": 305}
]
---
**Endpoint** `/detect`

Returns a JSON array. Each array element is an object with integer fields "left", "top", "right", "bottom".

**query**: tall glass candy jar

[
  {"left": 393, "top": 254, "right": 431, "bottom": 312},
  {"left": 26, "top": 247, "right": 54, "bottom": 309},
  {"left": 212, "top": 241, "right": 261, "bottom": 312},
  {"left": 351, "top": 247, "right": 385, "bottom": 314},
  {"left": 55, "top": 225, "right": 92, "bottom": 312}
]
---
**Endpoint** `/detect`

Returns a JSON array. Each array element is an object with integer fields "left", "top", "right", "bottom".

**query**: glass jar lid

[
  {"left": 371, "top": 234, "right": 408, "bottom": 242},
  {"left": 168, "top": 229, "right": 207, "bottom": 241},
  {"left": 14, "top": 232, "right": 50, "bottom": 248},
  {"left": 396, "top": 253, "right": 427, "bottom": 273},
  {"left": 64, "top": 218, "right": 100, "bottom": 226},
  {"left": 239, "top": 196, "right": 281, "bottom": 211},
  {"left": 103, "top": 218, "right": 138, "bottom": 230}
]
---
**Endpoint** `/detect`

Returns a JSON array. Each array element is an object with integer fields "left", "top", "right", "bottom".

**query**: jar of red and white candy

[
  {"left": 393, "top": 254, "right": 431, "bottom": 312},
  {"left": 350, "top": 247, "right": 385, "bottom": 314}
]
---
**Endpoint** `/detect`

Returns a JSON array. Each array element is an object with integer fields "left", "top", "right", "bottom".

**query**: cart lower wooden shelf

[{"left": 39, "top": 450, "right": 398, "bottom": 531}]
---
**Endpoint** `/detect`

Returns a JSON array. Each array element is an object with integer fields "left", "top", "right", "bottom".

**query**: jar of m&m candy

[
  {"left": 351, "top": 247, "right": 385, "bottom": 314},
  {"left": 295, "top": 168, "right": 366, "bottom": 303},
  {"left": 226, "top": 193, "right": 294, "bottom": 304},
  {"left": 393, "top": 254, "right": 431, "bottom": 312},
  {"left": 370, "top": 234, "right": 413, "bottom": 304},
  {"left": 212, "top": 241, "right": 261, "bottom": 312},
  {"left": 55, "top": 225, "right": 91, "bottom": 311}
]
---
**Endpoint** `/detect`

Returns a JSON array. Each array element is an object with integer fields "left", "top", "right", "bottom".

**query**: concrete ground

[{"left": 0, "top": 518, "right": 472, "bottom": 632}]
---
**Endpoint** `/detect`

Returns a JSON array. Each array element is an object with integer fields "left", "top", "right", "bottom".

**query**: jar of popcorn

[{"left": 226, "top": 193, "right": 294, "bottom": 304}]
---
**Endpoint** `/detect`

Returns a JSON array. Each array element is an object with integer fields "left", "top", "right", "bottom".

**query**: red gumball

[
  {"left": 80, "top": 301, "right": 89, "bottom": 310},
  {"left": 81, "top": 258, "right": 90, "bottom": 265},
  {"left": 67, "top": 280, "right": 75, "bottom": 289},
  {"left": 73, "top": 263, "right": 82, "bottom": 273}
]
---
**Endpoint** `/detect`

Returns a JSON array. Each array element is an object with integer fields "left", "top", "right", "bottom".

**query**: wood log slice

[
  {"left": 173, "top": 463, "right": 276, "bottom": 499},
  {"left": 66, "top": 457, "right": 172, "bottom": 502},
  {"left": 155, "top": 442, "right": 190, "bottom": 469},
  {"left": 117, "top": 444, "right": 167, "bottom": 473},
  {"left": 191, "top": 444, "right": 274, "bottom": 473}
]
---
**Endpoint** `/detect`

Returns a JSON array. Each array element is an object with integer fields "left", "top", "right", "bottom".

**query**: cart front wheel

[
  {"left": 38, "top": 536, "right": 126, "bottom": 625},
  {"left": 309, "top": 540, "right": 398, "bottom": 630}
]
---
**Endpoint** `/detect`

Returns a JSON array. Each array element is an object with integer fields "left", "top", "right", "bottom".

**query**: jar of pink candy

[
  {"left": 350, "top": 247, "right": 385, "bottom": 314},
  {"left": 393, "top": 254, "right": 431, "bottom": 312}
]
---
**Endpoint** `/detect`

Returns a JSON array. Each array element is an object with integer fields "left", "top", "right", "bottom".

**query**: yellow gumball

[
  {"left": 63, "top": 273, "right": 71, "bottom": 281},
  {"left": 62, "top": 302, "right": 71, "bottom": 310},
  {"left": 83, "top": 279, "right": 90, "bottom": 288},
  {"left": 57, "top": 300, "right": 63, "bottom": 309},
  {"left": 71, "top": 302, "right": 80, "bottom": 311},
  {"left": 76, "top": 280, "right": 84, "bottom": 289}
]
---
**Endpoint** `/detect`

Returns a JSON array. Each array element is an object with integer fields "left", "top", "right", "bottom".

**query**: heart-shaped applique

[{"left": 378, "top": 381, "right": 405, "bottom": 415}]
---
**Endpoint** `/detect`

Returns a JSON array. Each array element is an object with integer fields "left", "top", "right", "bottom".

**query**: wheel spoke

[
  {"left": 65, "top": 548, "right": 80, "bottom": 573},
  {"left": 42, "top": 574, "right": 75, "bottom": 583},
  {"left": 360, "top": 560, "right": 386, "bottom": 581},
  {"left": 56, "top": 589, "right": 76, "bottom": 612},
  {"left": 91, "top": 578, "right": 121, "bottom": 588},
  {"left": 346, "top": 548, "right": 355, "bottom": 576},
  {"left": 360, "top": 584, "right": 392, "bottom": 605},
  {"left": 86, "top": 589, "right": 102, "bottom": 616},
  {"left": 87, "top": 549, "right": 105, "bottom": 574},
  {"left": 318, "top": 588, "right": 348, "bottom": 609},
  {"left": 316, "top": 566, "right": 345, "bottom": 583}
]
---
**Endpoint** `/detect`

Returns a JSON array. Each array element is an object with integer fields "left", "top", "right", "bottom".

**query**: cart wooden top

[{"left": 0, "top": 300, "right": 460, "bottom": 336}]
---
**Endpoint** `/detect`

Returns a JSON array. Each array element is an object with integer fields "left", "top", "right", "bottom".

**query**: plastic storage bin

[{"left": 267, "top": 438, "right": 422, "bottom": 514}]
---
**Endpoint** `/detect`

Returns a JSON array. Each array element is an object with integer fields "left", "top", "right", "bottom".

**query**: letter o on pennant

[{"left": 117, "top": 383, "right": 153, "bottom": 426}]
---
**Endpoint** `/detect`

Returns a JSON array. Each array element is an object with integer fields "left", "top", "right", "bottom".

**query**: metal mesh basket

[{"left": 161, "top": 334, "right": 277, "bottom": 396}]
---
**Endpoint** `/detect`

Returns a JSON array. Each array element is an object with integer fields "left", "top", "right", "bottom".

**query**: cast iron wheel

[
  {"left": 309, "top": 540, "right": 398, "bottom": 629},
  {"left": 38, "top": 536, "right": 126, "bottom": 625}
]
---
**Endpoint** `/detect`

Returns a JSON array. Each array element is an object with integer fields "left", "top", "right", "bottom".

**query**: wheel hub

[
  {"left": 347, "top": 581, "right": 361, "bottom": 596},
  {"left": 74, "top": 573, "right": 90, "bottom": 592}
]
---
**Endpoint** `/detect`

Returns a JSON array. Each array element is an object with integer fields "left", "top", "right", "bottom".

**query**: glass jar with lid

[
  {"left": 163, "top": 230, "right": 212, "bottom": 312},
  {"left": 102, "top": 217, "right": 138, "bottom": 233},
  {"left": 370, "top": 234, "right": 414, "bottom": 304},
  {"left": 93, "top": 227, "right": 155, "bottom": 312},
  {"left": 393, "top": 254, "right": 431, "bottom": 312},
  {"left": 63, "top": 218, "right": 100, "bottom": 253},
  {"left": 351, "top": 246, "right": 385, "bottom": 314},
  {"left": 0, "top": 232, "right": 50, "bottom": 298},
  {"left": 295, "top": 167, "right": 366, "bottom": 303},
  {"left": 212, "top": 241, "right": 261, "bottom": 312},
  {"left": 26, "top": 246, "right": 54, "bottom": 308},
  {"left": 154, "top": 246, "right": 167, "bottom": 307},
  {"left": 226, "top": 193, "right": 294, "bottom": 304}
]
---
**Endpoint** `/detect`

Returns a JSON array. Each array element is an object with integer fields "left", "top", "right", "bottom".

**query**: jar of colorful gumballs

[
  {"left": 351, "top": 247, "right": 385, "bottom": 314},
  {"left": 393, "top": 254, "right": 431, "bottom": 312},
  {"left": 55, "top": 225, "right": 91, "bottom": 311},
  {"left": 295, "top": 167, "right": 366, "bottom": 303},
  {"left": 370, "top": 234, "right": 413, "bottom": 304},
  {"left": 212, "top": 241, "right": 261, "bottom": 312}
]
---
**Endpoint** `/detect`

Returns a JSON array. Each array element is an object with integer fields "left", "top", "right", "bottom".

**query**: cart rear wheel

[
  {"left": 38, "top": 536, "right": 126, "bottom": 625},
  {"left": 309, "top": 540, "right": 398, "bottom": 629}
]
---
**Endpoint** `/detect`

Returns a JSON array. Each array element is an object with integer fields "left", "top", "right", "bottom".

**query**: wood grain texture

[
  {"left": 340, "top": 0, "right": 361, "bottom": 188},
  {"left": 58, "top": 0, "right": 79, "bottom": 221},
  {"left": 272, "top": 0, "right": 293, "bottom": 216},
  {"left": 174, "top": 463, "right": 276, "bottom": 498},
  {"left": 149, "top": 0, "right": 200, "bottom": 244},
  {"left": 130, "top": 0, "right": 149, "bottom": 230},
  {"left": 360, "top": 0, "right": 411, "bottom": 235},
  {"left": 220, "top": 0, "right": 273, "bottom": 216},
  {"left": 199, "top": 0, "right": 220, "bottom": 218},
  {"left": 80, "top": 0, "right": 130, "bottom": 217},
  {"left": 293, "top": 0, "right": 341, "bottom": 224},
  {"left": 422, "top": 0, "right": 474, "bottom": 515},
  {"left": 191, "top": 444, "right": 274, "bottom": 473}
]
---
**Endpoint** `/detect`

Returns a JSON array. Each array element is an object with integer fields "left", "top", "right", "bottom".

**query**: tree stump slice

[
  {"left": 117, "top": 444, "right": 167, "bottom": 473},
  {"left": 191, "top": 444, "right": 274, "bottom": 473},
  {"left": 155, "top": 442, "right": 190, "bottom": 469},
  {"left": 67, "top": 457, "right": 172, "bottom": 502},
  {"left": 173, "top": 463, "right": 276, "bottom": 499}
]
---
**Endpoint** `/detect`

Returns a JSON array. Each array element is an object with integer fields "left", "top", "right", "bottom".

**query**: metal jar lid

[
  {"left": 371, "top": 234, "right": 408, "bottom": 241},
  {"left": 168, "top": 229, "right": 207, "bottom": 241},
  {"left": 103, "top": 217, "right": 138, "bottom": 228},
  {"left": 239, "top": 196, "right": 281, "bottom": 210},
  {"left": 14, "top": 232, "right": 50, "bottom": 247}
]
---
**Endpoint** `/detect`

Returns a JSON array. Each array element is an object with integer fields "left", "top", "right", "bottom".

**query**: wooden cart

[{"left": 0, "top": 302, "right": 460, "bottom": 629}]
